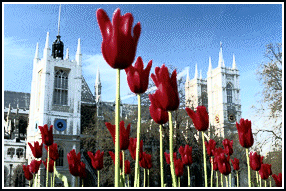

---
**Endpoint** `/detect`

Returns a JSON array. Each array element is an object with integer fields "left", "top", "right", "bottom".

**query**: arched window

[
  {"left": 226, "top": 83, "right": 232, "bottom": 104},
  {"left": 53, "top": 70, "right": 68, "bottom": 105},
  {"left": 56, "top": 145, "right": 64, "bottom": 167},
  {"left": 13, "top": 165, "right": 25, "bottom": 187},
  {"left": 7, "top": 148, "right": 15, "bottom": 158},
  {"left": 16, "top": 148, "right": 24, "bottom": 158},
  {"left": 202, "top": 93, "right": 208, "bottom": 109}
]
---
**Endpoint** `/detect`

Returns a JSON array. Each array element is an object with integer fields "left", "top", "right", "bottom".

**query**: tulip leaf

[{"left": 54, "top": 167, "right": 69, "bottom": 187}]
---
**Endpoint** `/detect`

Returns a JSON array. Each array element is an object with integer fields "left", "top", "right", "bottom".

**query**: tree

[{"left": 252, "top": 43, "right": 282, "bottom": 150}]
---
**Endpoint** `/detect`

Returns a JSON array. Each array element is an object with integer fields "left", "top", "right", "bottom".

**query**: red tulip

[
  {"left": 67, "top": 149, "right": 81, "bottom": 176},
  {"left": 88, "top": 150, "right": 104, "bottom": 171},
  {"left": 186, "top": 106, "right": 209, "bottom": 131},
  {"left": 125, "top": 160, "right": 131, "bottom": 174},
  {"left": 217, "top": 153, "right": 231, "bottom": 175},
  {"left": 174, "top": 158, "right": 184, "bottom": 177},
  {"left": 259, "top": 164, "right": 271, "bottom": 180},
  {"left": 231, "top": 158, "right": 240, "bottom": 171},
  {"left": 222, "top": 139, "right": 233, "bottom": 156},
  {"left": 109, "top": 151, "right": 123, "bottom": 168},
  {"left": 151, "top": 64, "right": 179, "bottom": 111},
  {"left": 29, "top": 159, "right": 42, "bottom": 174},
  {"left": 149, "top": 93, "right": 169, "bottom": 124},
  {"left": 249, "top": 152, "right": 262, "bottom": 171},
  {"left": 45, "top": 143, "right": 59, "bottom": 161},
  {"left": 205, "top": 139, "right": 216, "bottom": 156},
  {"left": 236, "top": 118, "right": 254, "bottom": 148},
  {"left": 139, "top": 152, "right": 152, "bottom": 169},
  {"left": 214, "top": 147, "right": 224, "bottom": 158},
  {"left": 96, "top": 8, "right": 141, "bottom": 69},
  {"left": 105, "top": 121, "right": 130, "bottom": 150},
  {"left": 164, "top": 152, "right": 177, "bottom": 165},
  {"left": 128, "top": 137, "right": 143, "bottom": 161},
  {"left": 211, "top": 157, "right": 218, "bottom": 171},
  {"left": 39, "top": 124, "right": 53, "bottom": 146},
  {"left": 178, "top": 145, "right": 193, "bottom": 166},
  {"left": 79, "top": 161, "right": 87, "bottom": 179},
  {"left": 265, "top": 164, "right": 272, "bottom": 175},
  {"left": 23, "top": 165, "right": 33, "bottom": 180},
  {"left": 28, "top": 141, "right": 43, "bottom": 158},
  {"left": 125, "top": 57, "right": 152, "bottom": 94},
  {"left": 272, "top": 173, "right": 282, "bottom": 187},
  {"left": 43, "top": 159, "right": 55, "bottom": 173}
]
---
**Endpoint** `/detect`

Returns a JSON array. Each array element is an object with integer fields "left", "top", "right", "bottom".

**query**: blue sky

[{"left": 3, "top": 3, "right": 283, "bottom": 152}]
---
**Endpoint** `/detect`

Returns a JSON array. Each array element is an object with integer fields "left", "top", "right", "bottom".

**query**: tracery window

[
  {"left": 16, "top": 148, "right": 24, "bottom": 158},
  {"left": 53, "top": 69, "right": 68, "bottom": 105},
  {"left": 7, "top": 148, "right": 15, "bottom": 158},
  {"left": 56, "top": 145, "right": 64, "bottom": 167},
  {"left": 226, "top": 83, "right": 232, "bottom": 104}
]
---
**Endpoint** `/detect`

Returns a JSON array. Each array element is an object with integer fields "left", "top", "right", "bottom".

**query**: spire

[
  {"left": 43, "top": 32, "right": 50, "bottom": 59},
  {"left": 218, "top": 41, "right": 225, "bottom": 67},
  {"left": 34, "top": 42, "right": 39, "bottom": 59},
  {"left": 44, "top": 32, "right": 50, "bottom": 49},
  {"left": 95, "top": 67, "right": 101, "bottom": 85},
  {"left": 57, "top": 4, "right": 61, "bottom": 36},
  {"left": 76, "top": 38, "right": 81, "bottom": 55},
  {"left": 186, "top": 67, "right": 190, "bottom": 83},
  {"left": 65, "top": 48, "right": 69, "bottom": 60},
  {"left": 208, "top": 56, "right": 212, "bottom": 72},
  {"left": 52, "top": 5, "right": 64, "bottom": 59},
  {"left": 232, "top": 54, "right": 237, "bottom": 69},
  {"left": 194, "top": 63, "right": 198, "bottom": 79},
  {"left": 200, "top": 70, "right": 202, "bottom": 79}
]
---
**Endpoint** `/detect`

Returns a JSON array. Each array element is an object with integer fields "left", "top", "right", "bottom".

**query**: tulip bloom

[
  {"left": 178, "top": 145, "right": 193, "bottom": 166},
  {"left": 217, "top": 153, "right": 231, "bottom": 175},
  {"left": 105, "top": 121, "right": 130, "bottom": 150},
  {"left": 149, "top": 94, "right": 169, "bottom": 124},
  {"left": 125, "top": 160, "right": 131, "bottom": 174},
  {"left": 205, "top": 139, "right": 216, "bottom": 157},
  {"left": 88, "top": 150, "right": 104, "bottom": 171},
  {"left": 236, "top": 118, "right": 254, "bottom": 148},
  {"left": 23, "top": 165, "right": 33, "bottom": 180},
  {"left": 43, "top": 159, "right": 55, "bottom": 173},
  {"left": 128, "top": 138, "right": 143, "bottom": 161},
  {"left": 29, "top": 159, "right": 42, "bottom": 174},
  {"left": 139, "top": 152, "right": 152, "bottom": 169},
  {"left": 45, "top": 143, "right": 59, "bottom": 161},
  {"left": 109, "top": 151, "right": 123, "bottom": 168},
  {"left": 174, "top": 158, "right": 184, "bottom": 177},
  {"left": 222, "top": 139, "right": 233, "bottom": 156},
  {"left": 272, "top": 173, "right": 282, "bottom": 187},
  {"left": 39, "top": 124, "right": 53, "bottom": 146},
  {"left": 125, "top": 57, "right": 152, "bottom": 94},
  {"left": 28, "top": 141, "right": 43, "bottom": 158},
  {"left": 151, "top": 64, "right": 180, "bottom": 111},
  {"left": 211, "top": 157, "right": 218, "bottom": 171},
  {"left": 164, "top": 152, "right": 177, "bottom": 165},
  {"left": 67, "top": 149, "right": 81, "bottom": 176},
  {"left": 231, "top": 158, "right": 240, "bottom": 171},
  {"left": 186, "top": 106, "right": 209, "bottom": 131},
  {"left": 96, "top": 8, "right": 141, "bottom": 69},
  {"left": 249, "top": 152, "right": 262, "bottom": 171},
  {"left": 265, "top": 164, "right": 272, "bottom": 175},
  {"left": 79, "top": 162, "right": 87, "bottom": 179},
  {"left": 259, "top": 164, "right": 271, "bottom": 180}
]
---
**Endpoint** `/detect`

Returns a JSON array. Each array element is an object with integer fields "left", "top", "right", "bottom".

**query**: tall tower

[
  {"left": 185, "top": 43, "right": 241, "bottom": 138},
  {"left": 94, "top": 67, "right": 102, "bottom": 103},
  {"left": 26, "top": 5, "right": 82, "bottom": 186}
]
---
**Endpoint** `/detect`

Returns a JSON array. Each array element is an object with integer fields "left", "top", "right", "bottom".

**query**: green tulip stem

[
  {"left": 114, "top": 68, "right": 121, "bottom": 187},
  {"left": 202, "top": 131, "right": 207, "bottom": 187},
  {"left": 270, "top": 179, "right": 272, "bottom": 187},
  {"left": 159, "top": 124, "right": 164, "bottom": 187},
  {"left": 147, "top": 169, "right": 150, "bottom": 187},
  {"left": 265, "top": 180, "right": 266, "bottom": 187},
  {"left": 82, "top": 179, "right": 84, "bottom": 187},
  {"left": 225, "top": 175, "right": 228, "bottom": 187},
  {"left": 229, "top": 173, "right": 231, "bottom": 187},
  {"left": 259, "top": 175, "right": 262, "bottom": 187},
  {"left": 127, "top": 174, "right": 130, "bottom": 187},
  {"left": 33, "top": 174, "right": 35, "bottom": 187},
  {"left": 122, "top": 150, "right": 125, "bottom": 186},
  {"left": 236, "top": 171, "right": 239, "bottom": 187},
  {"left": 187, "top": 165, "right": 191, "bottom": 187},
  {"left": 221, "top": 173, "right": 223, "bottom": 187},
  {"left": 178, "top": 177, "right": 181, "bottom": 187},
  {"left": 46, "top": 146, "right": 49, "bottom": 187},
  {"left": 168, "top": 111, "right": 177, "bottom": 187},
  {"left": 211, "top": 157, "right": 213, "bottom": 187},
  {"left": 29, "top": 179, "right": 32, "bottom": 187},
  {"left": 134, "top": 94, "right": 142, "bottom": 187},
  {"left": 216, "top": 171, "right": 218, "bottom": 187},
  {"left": 97, "top": 170, "right": 100, "bottom": 187},
  {"left": 137, "top": 169, "right": 140, "bottom": 187},
  {"left": 143, "top": 168, "right": 146, "bottom": 187},
  {"left": 246, "top": 148, "right": 251, "bottom": 187},
  {"left": 53, "top": 161, "right": 56, "bottom": 187}
]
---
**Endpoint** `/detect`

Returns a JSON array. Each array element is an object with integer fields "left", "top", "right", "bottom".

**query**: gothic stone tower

[
  {"left": 26, "top": 32, "right": 82, "bottom": 186},
  {"left": 185, "top": 43, "right": 241, "bottom": 138}
]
